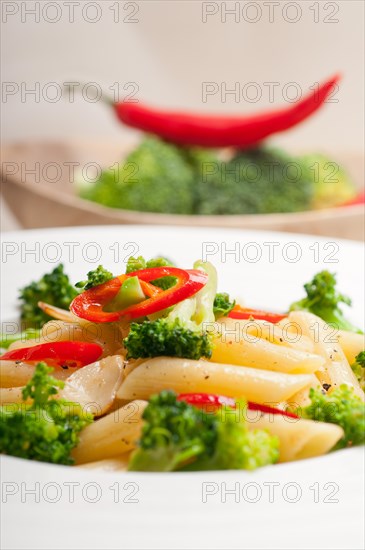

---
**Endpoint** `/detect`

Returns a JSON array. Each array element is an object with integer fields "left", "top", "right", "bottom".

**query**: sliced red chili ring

[
  {"left": 70, "top": 267, "right": 208, "bottom": 323},
  {"left": 177, "top": 393, "right": 298, "bottom": 419},
  {"left": 228, "top": 306, "right": 287, "bottom": 324},
  {"left": 0, "top": 341, "right": 103, "bottom": 369}
]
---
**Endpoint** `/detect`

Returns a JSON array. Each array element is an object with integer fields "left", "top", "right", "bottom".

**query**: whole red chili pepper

[{"left": 112, "top": 74, "right": 340, "bottom": 148}]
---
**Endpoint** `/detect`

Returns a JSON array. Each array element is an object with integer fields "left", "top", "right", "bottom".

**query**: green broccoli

[
  {"left": 191, "top": 409, "right": 280, "bottom": 471},
  {"left": 289, "top": 270, "right": 362, "bottom": 333},
  {"left": 351, "top": 351, "right": 365, "bottom": 391},
  {"left": 125, "top": 256, "right": 147, "bottom": 273},
  {"left": 213, "top": 292, "right": 236, "bottom": 319},
  {"left": 76, "top": 265, "right": 114, "bottom": 290},
  {"left": 80, "top": 136, "right": 195, "bottom": 214},
  {"left": 128, "top": 390, "right": 279, "bottom": 471},
  {"left": 194, "top": 147, "right": 314, "bottom": 215},
  {"left": 124, "top": 260, "right": 217, "bottom": 360},
  {"left": 0, "top": 328, "right": 41, "bottom": 350},
  {"left": 299, "top": 153, "right": 357, "bottom": 209},
  {"left": 302, "top": 385, "right": 365, "bottom": 449},
  {"left": 182, "top": 147, "right": 222, "bottom": 211},
  {"left": 19, "top": 264, "right": 79, "bottom": 328},
  {"left": 124, "top": 317, "right": 212, "bottom": 361},
  {"left": 126, "top": 256, "right": 176, "bottom": 290},
  {"left": 0, "top": 363, "right": 92, "bottom": 464}
]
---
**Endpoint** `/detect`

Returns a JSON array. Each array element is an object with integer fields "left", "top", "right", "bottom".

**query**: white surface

[
  {"left": 1, "top": 200, "right": 20, "bottom": 232},
  {"left": 1, "top": 226, "right": 364, "bottom": 550},
  {"left": 2, "top": 0, "right": 364, "bottom": 151}
]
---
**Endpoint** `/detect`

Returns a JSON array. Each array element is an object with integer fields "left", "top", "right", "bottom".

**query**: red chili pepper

[
  {"left": 247, "top": 401, "right": 298, "bottom": 419},
  {"left": 112, "top": 75, "right": 340, "bottom": 148},
  {"left": 0, "top": 341, "right": 103, "bottom": 369},
  {"left": 178, "top": 393, "right": 236, "bottom": 409},
  {"left": 177, "top": 393, "right": 298, "bottom": 419},
  {"left": 70, "top": 267, "right": 208, "bottom": 323},
  {"left": 228, "top": 306, "right": 287, "bottom": 324}
]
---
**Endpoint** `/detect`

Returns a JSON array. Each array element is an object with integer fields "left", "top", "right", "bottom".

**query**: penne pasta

[
  {"left": 72, "top": 400, "right": 146, "bottom": 465},
  {"left": 59, "top": 355, "right": 124, "bottom": 416},
  {"left": 0, "top": 387, "right": 25, "bottom": 405},
  {"left": 288, "top": 383, "right": 321, "bottom": 409},
  {"left": 211, "top": 327, "right": 324, "bottom": 374},
  {"left": 117, "top": 357, "right": 317, "bottom": 404},
  {"left": 0, "top": 360, "right": 70, "bottom": 388},
  {"left": 218, "top": 317, "right": 315, "bottom": 352},
  {"left": 289, "top": 311, "right": 365, "bottom": 400},
  {"left": 0, "top": 356, "right": 124, "bottom": 415},
  {"left": 245, "top": 409, "right": 344, "bottom": 462},
  {"left": 337, "top": 330, "right": 365, "bottom": 365}
]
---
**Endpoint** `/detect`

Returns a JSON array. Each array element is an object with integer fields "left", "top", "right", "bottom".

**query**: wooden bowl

[{"left": 1, "top": 141, "right": 364, "bottom": 240}]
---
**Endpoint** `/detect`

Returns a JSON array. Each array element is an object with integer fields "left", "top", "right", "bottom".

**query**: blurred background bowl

[{"left": 1, "top": 140, "right": 364, "bottom": 239}]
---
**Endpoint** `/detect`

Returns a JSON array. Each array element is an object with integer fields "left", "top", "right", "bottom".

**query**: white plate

[{"left": 1, "top": 226, "right": 364, "bottom": 550}]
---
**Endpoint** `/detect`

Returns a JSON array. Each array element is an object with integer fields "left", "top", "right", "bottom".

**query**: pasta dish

[{"left": 1, "top": 256, "right": 364, "bottom": 471}]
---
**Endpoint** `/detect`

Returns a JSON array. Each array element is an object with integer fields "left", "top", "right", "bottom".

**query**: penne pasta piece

[
  {"left": 288, "top": 382, "right": 321, "bottom": 410},
  {"left": 337, "top": 330, "right": 365, "bottom": 365},
  {"left": 218, "top": 318, "right": 315, "bottom": 352},
  {"left": 59, "top": 355, "right": 124, "bottom": 416},
  {"left": 289, "top": 311, "right": 365, "bottom": 400},
  {"left": 72, "top": 400, "right": 146, "bottom": 465},
  {"left": 117, "top": 357, "right": 317, "bottom": 404},
  {"left": 1, "top": 356, "right": 123, "bottom": 415},
  {"left": 77, "top": 452, "right": 132, "bottom": 472},
  {"left": 210, "top": 326, "right": 324, "bottom": 374},
  {"left": 38, "top": 302, "right": 77, "bottom": 323},
  {"left": 0, "top": 387, "right": 25, "bottom": 405},
  {"left": 246, "top": 409, "right": 344, "bottom": 462},
  {"left": 0, "top": 360, "right": 71, "bottom": 387}
]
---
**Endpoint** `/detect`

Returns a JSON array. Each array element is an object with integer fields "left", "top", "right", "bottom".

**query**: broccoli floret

[
  {"left": 351, "top": 351, "right": 365, "bottom": 391},
  {"left": 76, "top": 265, "right": 114, "bottom": 290},
  {"left": 128, "top": 390, "right": 279, "bottom": 471},
  {"left": 124, "top": 260, "right": 217, "bottom": 360},
  {"left": 80, "top": 136, "right": 195, "bottom": 214},
  {"left": 213, "top": 292, "right": 236, "bottom": 319},
  {"left": 124, "top": 318, "right": 212, "bottom": 360},
  {"left": 0, "top": 328, "right": 41, "bottom": 350},
  {"left": 194, "top": 147, "right": 313, "bottom": 215},
  {"left": 0, "top": 363, "right": 92, "bottom": 464},
  {"left": 191, "top": 409, "right": 279, "bottom": 471},
  {"left": 302, "top": 385, "right": 365, "bottom": 449},
  {"left": 126, "top": 256, "right": 176, "bottom": 290},
  {"left": 128, "top": 390, "right": 217, "bottom": 471},
  {"left": 183, "top": 147, "right": 222, "bottom": 211},
  {"left": 19, "top": 264, "right": 79, "bottom": 328},
  {"left": 289, "top": 270, "right": 362, "bottom": 333},
  {"left": 299, "top": 153, "right": 357, "bottom": 209},
  {"left": 125, "top": 256, "right": 147, "bottom": 273}
]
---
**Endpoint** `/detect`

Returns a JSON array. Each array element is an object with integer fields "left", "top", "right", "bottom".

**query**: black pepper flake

[
  {"left": 204, "top": 375, "right": 210, "bottom": 380},
  {"left": 60, "top": 364, "right": 69, "bottom": 370},
  {"left": 15, "top": 361, "right": 21, "bottom": 365},
  {"left": 322, "top": 383, "right": 331, "bottom": 391}
]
